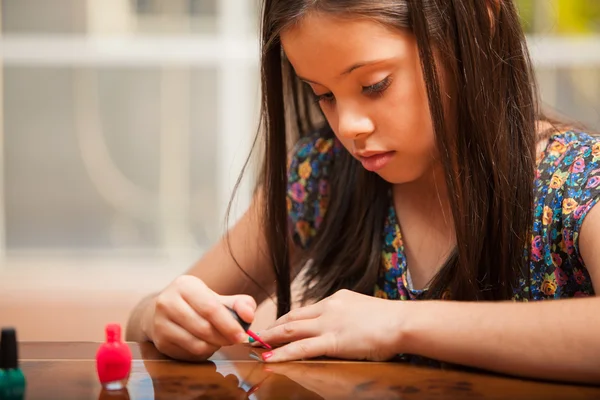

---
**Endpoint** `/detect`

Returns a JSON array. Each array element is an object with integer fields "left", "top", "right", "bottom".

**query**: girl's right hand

[{"left": 143, "top": 274, "right": 257, "bottom": 361}]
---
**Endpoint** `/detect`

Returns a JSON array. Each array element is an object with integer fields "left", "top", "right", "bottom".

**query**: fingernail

[
  {"left": 237, "top": 332, "right": 248, "bottom": 342},
  {"left": 248, "top": 332, "right": 259, "bottom": 343},
  {"left": 262, "top": 351, "right": 273, "bottom": 361}
]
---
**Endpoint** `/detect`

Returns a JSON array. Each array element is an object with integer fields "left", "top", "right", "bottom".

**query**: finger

[
  {"left": 258, "top": 319, "right": 320, "bottom": 345},
  {"left": 249, "top": 333, "right": 264, "bottom": 347},
  {"left": 269, "top": 303, "right": 322, "bottom": 329},
  {"left": 167, "top": 297, "right": 230, "bottom": 347},
  {"left": 219, "top": 294, "right": 257, "bottom": 328},
  {"left": 261, "top": 336, "right": 332, "bottom": 363},
  {"left": 155, "top": 320, "right": 219, "bottom": 361},
  {"left": 181, "top": 287, "right": 247, "bottom": 343}
]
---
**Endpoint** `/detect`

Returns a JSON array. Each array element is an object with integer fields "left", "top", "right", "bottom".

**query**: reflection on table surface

[{"left": 19, "top": 342, "right": 600, "bottom": 399}]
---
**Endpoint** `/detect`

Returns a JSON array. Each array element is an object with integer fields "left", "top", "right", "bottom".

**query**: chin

[
  {"left": 374, "top": 166, "right": 423, "bottom": 185},
  {"left": 372, "top": 170, "right": 414, "bottom": 185}
]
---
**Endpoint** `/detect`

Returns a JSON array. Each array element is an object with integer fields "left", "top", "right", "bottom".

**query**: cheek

[{"left": 379, "top": 81, "right": 435, "bottom": 150}]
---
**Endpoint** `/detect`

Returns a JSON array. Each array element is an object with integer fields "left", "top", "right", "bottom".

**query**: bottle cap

[
  {"left": 105, "top": 323, "right": 122, "bottom": 343},
  {"left": 0, "top": 327, "right": 19, "bottom": 369}
]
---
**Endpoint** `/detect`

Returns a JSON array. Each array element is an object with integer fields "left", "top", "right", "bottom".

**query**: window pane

[
  {"left": 3, "top": 66, "right": 221, "bottom": 252},
  {"left": 2, "top": 0, "right": 86, "bottom": 34}
]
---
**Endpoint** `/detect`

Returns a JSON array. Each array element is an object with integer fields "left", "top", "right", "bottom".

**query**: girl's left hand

[{"left": 255, "top": 289, "right": 405, "bottom": 362}]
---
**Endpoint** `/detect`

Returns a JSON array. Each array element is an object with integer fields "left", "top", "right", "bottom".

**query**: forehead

[{"left": 280, "top": 13, "right": 414, "bottom": 78}]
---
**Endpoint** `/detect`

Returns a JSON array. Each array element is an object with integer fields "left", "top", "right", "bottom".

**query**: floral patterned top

[{"left": 287, "top": 130, "right": 598, "bottom": 301}]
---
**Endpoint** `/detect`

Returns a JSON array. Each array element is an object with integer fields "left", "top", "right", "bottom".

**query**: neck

[
  {"left": 391, "top": 161, "right": 456, "bottom": 290},
  {"left": 392, "top": 161, "right": 452, "bottom": 222}
]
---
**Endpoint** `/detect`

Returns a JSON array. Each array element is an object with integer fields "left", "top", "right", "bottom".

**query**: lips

[{"left": 356, "top": 151, "right": 395, "bottom": 172}]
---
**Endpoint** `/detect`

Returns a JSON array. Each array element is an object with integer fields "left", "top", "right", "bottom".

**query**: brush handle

[{"left": 226, "top": 306, "right": 251, "bottom": 332}]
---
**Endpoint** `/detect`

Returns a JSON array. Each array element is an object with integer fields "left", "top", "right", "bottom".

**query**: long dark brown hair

[{"left": 233, "top": 0, "right": 540, "bottom": 318}]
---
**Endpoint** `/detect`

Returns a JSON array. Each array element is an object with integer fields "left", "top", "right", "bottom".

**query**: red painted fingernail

[{"left": 262, "top": 351, "right": 273, "bottom": 361}]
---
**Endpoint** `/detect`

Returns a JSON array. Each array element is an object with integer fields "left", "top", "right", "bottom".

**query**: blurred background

[{"left": 0, "top": 0, "right": 599, "bottom": 341}]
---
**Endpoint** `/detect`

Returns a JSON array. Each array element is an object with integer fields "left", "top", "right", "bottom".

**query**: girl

[{"left": 127, "top": 0, "right": 600, "bottom": 384}]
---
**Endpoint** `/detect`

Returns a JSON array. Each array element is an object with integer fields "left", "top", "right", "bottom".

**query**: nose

[{"left": 336, "top": 102, "right": 375, "bottom": 140}]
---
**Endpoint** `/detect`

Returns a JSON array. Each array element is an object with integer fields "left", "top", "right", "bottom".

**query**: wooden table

[{"left": 18, "top": 342, "right": 600, "bottom": 399}]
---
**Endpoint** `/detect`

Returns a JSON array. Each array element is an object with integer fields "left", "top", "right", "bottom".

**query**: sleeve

[
  {"left": 286, "top": 132, "right": 337, "bottom": 250},
  {"left": 551, "top": 133, "right": 600, "bottom": 261},
  {"left": 527, "top": 132, "right": 600, "bottom": 300}
]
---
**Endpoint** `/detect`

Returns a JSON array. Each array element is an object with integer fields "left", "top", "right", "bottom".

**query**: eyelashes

[
  {"left": 313, "top": 76, "right": 393, "bottom": 105},
  {"left": 314, "top": 92, "right": 335, "bottom": 104},
  {"left": 362, "top": 76, "right": 393, "bottom": 96}
]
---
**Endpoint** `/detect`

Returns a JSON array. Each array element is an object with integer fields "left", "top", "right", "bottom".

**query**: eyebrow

[{"left": 297, "top": 58, "right": 390, "bottom": 85}]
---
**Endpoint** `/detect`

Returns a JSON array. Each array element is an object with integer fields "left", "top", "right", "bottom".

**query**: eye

[
  {"left": 313, "top": 92, "right": 335, "bottom": 105},
  {"left": 311, "top": 76, "right": 393, "bottom": 105},
  {"left": 362, "top": 76, "right": 392, "bottom": 97}
]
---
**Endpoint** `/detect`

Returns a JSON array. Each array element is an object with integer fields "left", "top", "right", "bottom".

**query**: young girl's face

[{"left": 281, "top": 13, "right": 441, "bottom": 185}]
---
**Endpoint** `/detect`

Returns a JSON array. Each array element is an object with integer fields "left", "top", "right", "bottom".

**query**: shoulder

[
  {"left": 287, "top": 127, "right": 340, "bottom": 198},
  {"left": 537, "top": 130, "right": 600, "bottom": 171},
  {"left": 287, "top": 126, "right": 341, "bottom": 249},
  {"left": 535, "top": 130, "right": 600, "bottom": 213},
  {"left": 535, "top": 130, "right": 600, "bottom": 232},
  {"left": 531, "top": 130, "right": 600, "bottom": 298},
  {"left": 288, "top": 127, "right": 339, "bottom": 170}
]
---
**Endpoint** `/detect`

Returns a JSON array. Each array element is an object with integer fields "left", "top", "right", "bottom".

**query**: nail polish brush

[{"left": 226, "top": 307, "right": 272, "bottom": 350}]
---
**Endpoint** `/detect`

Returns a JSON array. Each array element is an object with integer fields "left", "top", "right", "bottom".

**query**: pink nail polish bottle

[{"left": 96, "top": 323, "right": 132, "bottom": 391}]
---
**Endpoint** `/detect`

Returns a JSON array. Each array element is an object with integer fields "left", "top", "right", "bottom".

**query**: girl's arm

[
  {"left": 401, "top": 206, "right": 600, "bottom": 384},
  {"left": 402, "top": 297, "right": 600, "bottom": 383}
]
